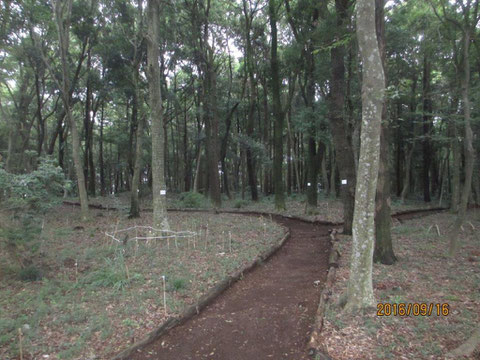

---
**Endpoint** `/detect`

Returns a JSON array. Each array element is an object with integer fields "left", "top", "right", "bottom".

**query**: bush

[
  {"left": 179, "top": 192, "right": 207, "bottom": 208},
  {"left": 19, "top": 265, "right": 43, "bottom": 281},
  {"left": 233, "top": 199, "right": 249, "bottom": 208},
  {"left": 0, "top": 158, "right": 67, "bottom": 271},
  {"left": 0, "top": 158, "right": 66, "bottom": 214},
  {"left": 169, "top": 277, "right": 188, "bottom": 292}
]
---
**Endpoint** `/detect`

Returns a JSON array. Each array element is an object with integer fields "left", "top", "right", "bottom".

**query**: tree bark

[
  {"left": 54, "top": 0, "right": 89, "bottom": 220},
  {"left": 422, "top": 55, "right": 432, "bottom": 202},
  {"left": 99, "top": 102, "right": 106, "bottom": 196},
  {"left": 448, "top": 30, "right": 475, "bottom": 256},
  {"left": 129, "top": 0, "right": 145, "bottom": 217},
  {"left": 374, "top": 0, "right": 396, "bottom": 265},
  {"left": 147, "top": 0, "right": 169, "bottom": 230},
  {"left": 329, "top": 0, "right": 356, "bottom": 235},
  {"left": 344, "top": 0, "right": 385, "bottom": 312},
  {"left": 269, "top": 0, "right": 285, "bottom": 210}
]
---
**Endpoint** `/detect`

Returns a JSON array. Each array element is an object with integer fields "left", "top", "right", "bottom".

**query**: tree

[
  {"left": 129, "top": 0, "right": 146, "bottom": 218},
  {"left": 373, "top": 0, "right": 396, "bottom": 265},
  {"left": 147, "top": 0, "right": 169, "bottom": 230},
  {"left": 269, "top": 0, "right": 286, "bottom": 211},
  {"left": 52, "top": 0, "right": 89, "bottom": 221},
  {"left": 344, "top": 0, "right": 385, "bottom": 312},
  {"left": 428, "top": 0, "right": 479, "bottom": 255},
  {"left": 329, "top": 0, "right": 357, "bottom": 235}
]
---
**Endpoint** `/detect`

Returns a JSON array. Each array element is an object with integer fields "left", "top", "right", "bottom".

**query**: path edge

[
  {"left": 110, "top": 226, "right": 291, "bottom": 360},
  {"left": 306, "top": 230, "right": 341, "bottom": 359}
]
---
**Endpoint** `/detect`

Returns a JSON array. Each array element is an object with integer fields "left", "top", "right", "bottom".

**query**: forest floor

[
  {"left": 0, "top": 205, "right": 284, "bottom": 359},
  {"left": 318, "top": 209, "right": 480, "bottom": 360},
  {"left": 2, "top": 193, "right": 474, "bottom": 360}
]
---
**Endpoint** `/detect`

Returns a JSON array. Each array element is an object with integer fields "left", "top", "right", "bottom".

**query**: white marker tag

[
  {"left": 307, "top": 182, "right": 311, "bottom": 186},
  {"left": 160, "top": 190, "right": 166, "bottom": 195},
  {"left": 341, "top": 179, "right": 347, "bottom": 185}
]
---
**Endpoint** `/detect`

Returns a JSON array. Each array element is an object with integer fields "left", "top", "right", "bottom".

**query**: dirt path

[{"left": 126, "top": 216, "right": 331, "bottom": 360}]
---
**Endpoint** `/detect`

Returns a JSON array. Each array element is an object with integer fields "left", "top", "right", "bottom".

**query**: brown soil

[{"left": 127, "top": 216, "right": 331, "bottom": 360}]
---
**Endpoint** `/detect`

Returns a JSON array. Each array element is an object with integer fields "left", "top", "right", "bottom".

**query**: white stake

[
  {"left": 75, "top": 259, "right": 78, "bottom": 284},
  {"left": 229, "top": 231, "right": 232, "bottom": 252},
  {"left": 205, "top": 225, "right": 209, "bottom": 250},
  {"left": 162, "top": 275, "right": 167, "bottom": 317}
]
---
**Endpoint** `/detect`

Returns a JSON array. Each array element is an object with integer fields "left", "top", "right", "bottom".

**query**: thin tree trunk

[
  {"left": 269, "top": 0, "right": 285, "bottom": 210},
  {"left": 129, "top": 13, "right": 144, "bottom": 218},
  {"left": 54, "top": 0, "right": 89, "bottom": 220},
  {"left": 99, "top": 102, "right": 106, "bottom": 196},
  {"left": 422, "top": 55, "right": 432, "bottom": 202}
]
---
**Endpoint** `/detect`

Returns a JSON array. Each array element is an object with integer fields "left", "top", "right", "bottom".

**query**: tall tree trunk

[
  {"left": 422, "top": 55, "right": 432, "bottom": 202},
  {"left": 449, "top": 101, "right": 460, "bottom": 212},
  {"left": 400, "top": 76, "right": 417, "bottom": 202},
  {"left": 129, "top": 0, "right": 144, "bottom": 216},
  {"left": 269, "top": 0, "right": 285, "bottom": 210},
  {"left": 243, "top": 2, "right": 259, "bottom": 201},
  {"left": 448, "top": 30, "right": 475, "bottom": 256},
  {"left": 344, "top": 0, "right": 385, "bottom": 312},
  {"left": 99, "top": 102, "right": 106, "bottom": 196},
  {"left": 34, "top": 72, "right": 45, "bottom": 156},
  {"left": 374, "top": 0, "right": 396, "bottom": 265},
  {"left": 54, "top": 0, "right": 89, "bottom": 220},
  {"left": 329, "top": 0, "right": 356, "bottom": 235},
  {"left": 204, "top": 57, "right": 222, "bottom": 207},
  {"left": 147, "top": 0, "right": 168, "bottom": 230},
  {"left": 305, "top": 45, "right": 320, "bottom": 212},
  {"left": 262, "top": 77, "right": 271, "bottom": 195}
]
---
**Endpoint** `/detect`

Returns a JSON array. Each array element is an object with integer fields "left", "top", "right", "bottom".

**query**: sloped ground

[{"left": 318, "top": 210, "right": 480, "bottom": 360}]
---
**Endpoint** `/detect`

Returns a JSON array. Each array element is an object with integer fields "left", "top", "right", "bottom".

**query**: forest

[{"left": 0, "top": 0, "right": 479, "bottom": 359}]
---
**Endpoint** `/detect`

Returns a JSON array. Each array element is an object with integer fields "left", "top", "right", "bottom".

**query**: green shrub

[
  {"left": 179, "top": 192, "right": 207, "bottom": 208},
  {"left": 0, "top": 158, "right": 66, "bottom": 214},
  {"left": 233, "top": 199, "right": 249, "bottom": 208},
  {"left": 83, "top": 257, "right": 142, "bottom": 291},
  {"left": 0, "top": 158, "right": 66, "bottom": 271},
  {"left": 169, "top": 277, "right": 188, "bottom": 292},
  {"left": 19, "top": 265, "right": 43, "bottom": 281}
]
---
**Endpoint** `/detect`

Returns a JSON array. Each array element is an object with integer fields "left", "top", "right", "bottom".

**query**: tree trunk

[
  {"left": 147, "top": 0, "right": 169, "bottom": 230},
  {"left": 344, "top": 0, "right": 385, "bottom": 312},
  {"left": 449, "top": 105, "right": 460, "bottom": 212},
  {"left": 99, "top": 102, "right": 106, "bottom": 196},
  {"left": 204, "top": 59, "right": 222, "bottom": 208},
  {"left": 129, "top": 74, "right": 143, "bottom": 217},
  {"left": 269, "top": 0, "right": 285, "bottom": 210},
  {"left": 373, "top": 0, "right": 396, "bottom": 265},
  {"left": 422, "top": 55, "right": 432, "bottom": 202},
  {"left": 329, "top": 0, "right": 356, "bottom": 235},
  {"left": 54, "top": 0, "right": 89, "bottom": 220},
  {"left": 448, "top": 30, "right": 475, "bottom": 256}
]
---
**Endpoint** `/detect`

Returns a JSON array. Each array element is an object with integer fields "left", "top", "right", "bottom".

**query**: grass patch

[{"left": 0, "top": 203, "right": 284, "bottom": 359}]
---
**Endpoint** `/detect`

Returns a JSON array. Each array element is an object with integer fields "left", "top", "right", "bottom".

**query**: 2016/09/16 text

[{"left": 377, "top": 303, "right": 450, "bottom": 317}]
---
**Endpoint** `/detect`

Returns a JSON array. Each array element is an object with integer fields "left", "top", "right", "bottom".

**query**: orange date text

[{"left": 377, "top": 303, "right": 449, "bottom": 317}]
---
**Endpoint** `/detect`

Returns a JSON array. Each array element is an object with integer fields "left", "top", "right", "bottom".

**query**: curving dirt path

[{"left": 127, "top": 216, "right": 331, "bottom": 360}]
